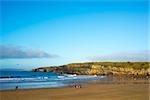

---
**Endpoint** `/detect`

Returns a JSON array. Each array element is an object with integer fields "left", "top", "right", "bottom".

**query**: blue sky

[{"left": 0, "top": 0, "right": 149, "bottom": 70}]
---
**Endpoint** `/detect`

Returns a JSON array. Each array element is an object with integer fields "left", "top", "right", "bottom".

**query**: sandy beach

[{"left": 0, "top": 79, "right": 149, "bottom": 100}]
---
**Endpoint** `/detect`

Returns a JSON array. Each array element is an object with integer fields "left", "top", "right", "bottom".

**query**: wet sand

[{"left": 0, "top": 80, "right": 149, "bottom": 100}]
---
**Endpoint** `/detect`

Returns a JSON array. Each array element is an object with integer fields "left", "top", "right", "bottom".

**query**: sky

[{"left": 0, "top": 0, "right": 149, "bottom": 70}]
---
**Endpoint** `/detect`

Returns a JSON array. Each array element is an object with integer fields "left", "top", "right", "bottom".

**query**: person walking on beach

[
  {"left": 15, "top": 86, "right": 18, "bottom": 90},
  {"left": 74, "top": 82, "right": 82, "bottom": 88}
]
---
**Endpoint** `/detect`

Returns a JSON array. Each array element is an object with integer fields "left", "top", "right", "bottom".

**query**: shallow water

[{"left": 0, "top": 71, "right": 107, "bottom": 90}]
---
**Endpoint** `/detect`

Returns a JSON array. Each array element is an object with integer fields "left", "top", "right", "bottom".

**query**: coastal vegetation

[{"left": 32, "top": 62, "right": 150, "bottom": 78}]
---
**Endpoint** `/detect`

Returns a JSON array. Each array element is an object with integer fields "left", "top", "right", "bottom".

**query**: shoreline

[
  {"left": 0, "top": 75, "right": 108, "bottom": 91},
  {"left": 0, "top": 76, "right": 149, "bottom": 91},
  {"left": 1, "top": 79, "right": 149, "bottom": 100},
  {"left": 1, "top": 78, "right": 149, "bottom": 91}
]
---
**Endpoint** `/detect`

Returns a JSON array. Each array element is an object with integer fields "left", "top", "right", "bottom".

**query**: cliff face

[{"left": 32, "top": 62, "right": 150, "bottom": 77}]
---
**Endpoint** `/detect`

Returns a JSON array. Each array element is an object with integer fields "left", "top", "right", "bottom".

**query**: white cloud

[
  {"left": 0, "top": 45, "right": 58, "bottom": 59},
  {"left": 88, "top": 51, "right": 150, "bottom": 62}
]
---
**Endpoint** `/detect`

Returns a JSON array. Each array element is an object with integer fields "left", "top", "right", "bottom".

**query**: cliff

[{"left": 32, "top": 62, "right": 150, "bottom": 77}]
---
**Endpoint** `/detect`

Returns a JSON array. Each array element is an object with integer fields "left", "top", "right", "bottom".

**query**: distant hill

[
  {"left": 0, "top": 68, "right": 25, "bottom": 71},
  {"left": 33, "top": 62, "right": 150, "bottom": 78}
]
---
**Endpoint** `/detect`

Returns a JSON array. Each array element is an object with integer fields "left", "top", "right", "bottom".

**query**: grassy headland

[{"left": 33, "top": 62, "right": 150, "bottom": 78}]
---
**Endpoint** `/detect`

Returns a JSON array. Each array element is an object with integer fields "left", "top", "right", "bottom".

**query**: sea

[{"left": 0, "top": 71, "right": 108, "bottom": 90}]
